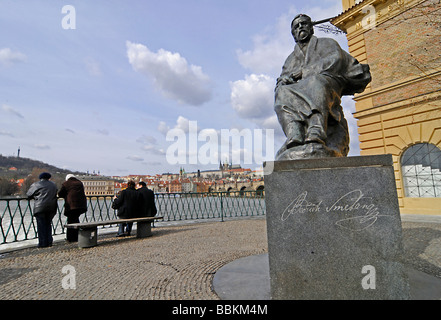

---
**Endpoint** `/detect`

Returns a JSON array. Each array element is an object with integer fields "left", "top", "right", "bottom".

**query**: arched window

[{"left": 401, "top": 143, "right": 441, "bottom": 198}]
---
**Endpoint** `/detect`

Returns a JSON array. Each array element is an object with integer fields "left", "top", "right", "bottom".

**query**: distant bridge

[{"left": 208, "top": 180, "right": 264, "bottom": 193}]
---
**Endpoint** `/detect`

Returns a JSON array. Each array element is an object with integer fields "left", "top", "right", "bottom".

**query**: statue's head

[{"left": 291, "top": 14, "right": 314, "bottom": 44}]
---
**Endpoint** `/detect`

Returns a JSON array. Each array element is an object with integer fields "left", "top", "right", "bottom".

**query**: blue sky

[{"left": 0, "top": 0, "right": 360, "bottom": 176}]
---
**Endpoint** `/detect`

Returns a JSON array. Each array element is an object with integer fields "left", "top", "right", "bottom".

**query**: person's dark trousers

[
  {"left": 66, "top": 214, "right": 80, "bottom": 242},
  {"left": 35, "top": 216, "right": 53, "bottom": 248},
  {"left": 126, "top": 222, "right": 133, "bottom": 235},
  {"left": 117, "top": 222, "right": 133, "bottom": 236}
]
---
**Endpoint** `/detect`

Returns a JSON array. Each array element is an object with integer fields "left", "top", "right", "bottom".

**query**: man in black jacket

[
  {"left": 26, "top": 172, "right": 58, "bottom": 247},
  {"left": 137, "top": 181, "right": 157, "bottom": 217},
  {"left": 112, "top": 180, "right": 140, "bottom": 236}
]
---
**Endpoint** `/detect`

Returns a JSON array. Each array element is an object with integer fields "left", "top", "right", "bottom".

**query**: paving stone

[{"left": 0, "top": 217, "right": 439, "bottom": 300}]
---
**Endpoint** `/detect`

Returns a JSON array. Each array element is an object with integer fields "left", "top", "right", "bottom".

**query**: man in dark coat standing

[
  {"left": 112, "top": 180, "right": 140, "bottom": 236},
  {"left": 26, "top": 172, "right": 58, "bottom": 248},
  {"left": 58, "top": 174, "right": 88, "bottom": 242},
  {"left": 137, "top": 181, "right": 157, "bottom": 217}
]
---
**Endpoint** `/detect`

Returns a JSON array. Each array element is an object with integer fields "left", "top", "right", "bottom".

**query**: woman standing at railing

[
  {"left": 26, "top": 172, "right": 58, "bottom": 248},
  {"left": 58, "top": 174, "right": 87, "bottom": 242}
]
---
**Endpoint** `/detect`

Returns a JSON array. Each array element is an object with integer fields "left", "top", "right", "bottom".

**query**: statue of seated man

[{"left": 274, "top": 14, "right": 371, "bottom": 160}]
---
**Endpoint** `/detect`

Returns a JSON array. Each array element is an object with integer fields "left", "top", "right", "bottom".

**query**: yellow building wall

[{"left": 332, "top": 0, "right": 441, "bottom": 215}]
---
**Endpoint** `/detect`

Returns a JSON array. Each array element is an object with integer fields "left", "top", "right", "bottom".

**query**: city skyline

[{"left": 0, "top": 1, "right": 360, "bottom": 176}]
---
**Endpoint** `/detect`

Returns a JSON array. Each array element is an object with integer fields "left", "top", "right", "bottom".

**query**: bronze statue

[{"left": 274, "top": 14, "right": 371, "bottom": 160}]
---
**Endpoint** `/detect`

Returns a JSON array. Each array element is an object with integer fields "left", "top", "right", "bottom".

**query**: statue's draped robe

[{"left": 275, "top": 36, "right": 371, "bottom": 156}]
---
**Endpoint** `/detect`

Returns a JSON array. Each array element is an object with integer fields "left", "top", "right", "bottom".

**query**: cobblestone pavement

[
  {"left": 0, "top": 217, "right": 440, "bottom": 300},
  {"left": 0, "top": 218, "right": 268, "bottom": 300},
  {"left": 401, "top": 221, "right": 441, "bottom": 280}
]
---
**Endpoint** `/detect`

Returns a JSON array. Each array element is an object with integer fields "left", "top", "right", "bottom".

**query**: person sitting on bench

[{"left": 112, "top": 180, "right": 140, "bottom": 237}]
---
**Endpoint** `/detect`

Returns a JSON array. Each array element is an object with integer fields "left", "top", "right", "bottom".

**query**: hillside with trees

[{"left": 0, "top": 155, "right": 85, "bottom": 197}]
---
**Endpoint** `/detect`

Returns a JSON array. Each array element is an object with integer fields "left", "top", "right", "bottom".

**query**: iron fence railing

[{"left": 0, "top": 191, "right": 265, "bottom": 245}]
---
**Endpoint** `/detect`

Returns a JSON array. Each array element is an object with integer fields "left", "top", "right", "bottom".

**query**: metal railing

[{"left": 0, "top": 191, "right": 265, "bottom": 245}]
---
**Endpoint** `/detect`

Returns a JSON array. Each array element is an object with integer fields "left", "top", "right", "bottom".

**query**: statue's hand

[
  {"left": 289, "top": 71, "right": 302, "bottom": 82},
  {"left": 276, "top": 76, "right": 292, "bottom": 87}
]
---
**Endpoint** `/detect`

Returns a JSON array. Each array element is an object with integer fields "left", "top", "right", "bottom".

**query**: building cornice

[
  {"left": 331, "top": 0, "right": 427, "bottom": 35},
  {"left": 353, "top": 90, "right": 441, "bottom": 118},
  {"left": 354, "top": 67, "right": 441, "bottom": 101},
  {"left": 332, "top": 0, "right": 378, "bottom": 30}
]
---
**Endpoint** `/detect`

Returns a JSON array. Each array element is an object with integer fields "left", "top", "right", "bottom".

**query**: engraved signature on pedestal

[
  {"left": 281, "top": 190, "right": 391, "bottom": 231},
  {"left": 281, "top": 191, "right": 321, "bottom": 221}
]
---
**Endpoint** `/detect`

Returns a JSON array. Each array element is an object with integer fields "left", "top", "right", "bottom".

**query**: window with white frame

[{"left": 401, "top": 143, "right": 441, "bottom": 198}]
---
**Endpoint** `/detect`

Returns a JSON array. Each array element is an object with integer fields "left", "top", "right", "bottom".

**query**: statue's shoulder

[
  {"left": 313, "top": 37, "right": 344, "bottom": 56},
  {"left": 316, "top": 36, "right": 340, "bottom": 47},
  {"left": 282, "top": 47, "right": 300, "bottom": 64}
]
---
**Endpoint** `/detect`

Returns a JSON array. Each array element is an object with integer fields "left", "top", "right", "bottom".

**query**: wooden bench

[{"left": 66, "top": 216, "right": 164, "bottom": 248}]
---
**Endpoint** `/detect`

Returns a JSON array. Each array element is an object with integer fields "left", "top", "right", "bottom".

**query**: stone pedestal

[
  {"left": 264, "top": 155, "right": 410, "bottom": 300},
  {"left": 136, "top": 221, "right": 152, "bottom": 238},
  {"left": 78, "top": 227, "right": 98, "bottom": 248}
]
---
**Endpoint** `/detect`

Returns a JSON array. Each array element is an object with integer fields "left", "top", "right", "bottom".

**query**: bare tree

[
  {"left": 21, "top": 167, "right": 47, "bottom": 195},
  {"left": 0, "top": 178, "right": 19, "bottom": 197}
]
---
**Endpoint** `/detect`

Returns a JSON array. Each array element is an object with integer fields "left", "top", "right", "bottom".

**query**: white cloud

[
  {"left": 34, "top": 144, "right": 51, "bottom": 150},
  {"left": 127, "top": 155, "right": 144, "bottom": 162},
  {"left": 341, "top": 96, "right": 361, "bottom": 156},
  {"left": 158, "top": 121, "right": 170, "bottom": 136},
  {"left": 0, "top": 48, "right": 27, "bottom": 66},
  {"left": 230, "top": 74, "right": 275, "bottom": 126},
  {"left": 2, "top": 104, "right": 24, "bottom": 118},
  {"left": 306, "top": 4, "right": 345, "bottom": 26},
  {"left": 126, "top": 41, "right": 212, "bottom": 106},
  {"left": 175, "top": 116, "right": 192, "bottom": 133},
  {"left": 236, "top": 10, "right": 295, "bottom": 76},
  {"left": 260, "top": 115, "right": 280, "bottom": 131},
  {"left": 0, "top": 130, "right": 14, "bottom": 137},
  {"left": 97, "top": 129, "right": 109, "bottom": 135},
  {"left": 142, "top": 145, "right": 165, "bottom": 156},
  {"left": 158, "top": 115, "right": 198, "bottom": 136},
  {"left": 136, "top": 134, "right": 165, "bottom": 156},
  {"left": 136, "top": 134, "right": 157, "bottom": 145},
  {"left": 84, "top": 57, "right": 102, "bottom": 76}
]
